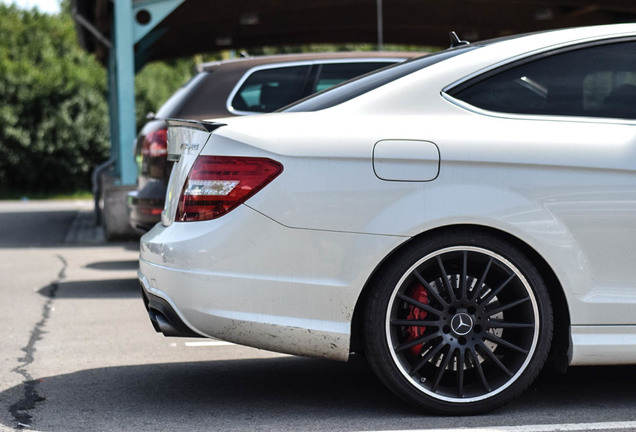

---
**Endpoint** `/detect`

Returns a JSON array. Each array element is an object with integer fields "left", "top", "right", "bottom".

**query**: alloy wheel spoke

[
  {"left": 488, "top": 320, "right": 534, "bottom": 329},
  {"left": 391, "top": 319, "right": 440, "bottom": 327},
  {"left": 431, "top": 348, "right": 454, "bottom": 392},
  {"left": 395, "top": 332, "right": 440, "bottom": 353},
  {"left": 478, "top": 342, "right": 513, "bottom": 377},
  {"left": 468, "top": 348, "right": 491, "bottom": 392},
  {"left": 480, "top": 272, "right": 516, "bottom": 305},
  {"left": 436, "top": 256, "right": 457, "bottom": 303},
  {"left": 413, "top": 270, "right": 448, "bottom": 307},
  {"left": 457, "top": 348, "right": 466, "bottom": 397},
  {"left": 471, "top": 256, "right": 493, "bottom": 301},
  {"left": 486, "top": 296, "right": 530, "bottom": 316},
  {"left": 484, "top": 332, "right": 529, "bottom": 354},
  {"left": 460, "top": 251, "right": 468, "bottom": 300},
  {"left": 396, "top": 292, "right": 442, "bottom": 315},
  {"left": 409, "top": 339, "right": 445, "bottom": 375}
]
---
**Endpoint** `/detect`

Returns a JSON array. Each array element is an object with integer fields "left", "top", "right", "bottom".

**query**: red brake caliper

[{"left": 405, "top": 284, "right": 429, "bottom": 355}]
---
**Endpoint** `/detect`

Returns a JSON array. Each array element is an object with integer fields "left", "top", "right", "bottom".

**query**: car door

[{"left": 447, "top": 38, "right": 636, "bottom": 326}]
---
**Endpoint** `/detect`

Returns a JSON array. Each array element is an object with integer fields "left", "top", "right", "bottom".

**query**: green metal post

[{"left": 113, "top": 0, "right": 137, "bottom": 185}]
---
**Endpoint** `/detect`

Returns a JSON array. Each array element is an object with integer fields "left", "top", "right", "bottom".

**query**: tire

[{"left": 363, "top": 229, "right": 553, "bottom": 415}]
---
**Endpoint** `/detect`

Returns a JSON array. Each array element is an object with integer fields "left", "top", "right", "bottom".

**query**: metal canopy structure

[
  {"left": 71, "top": 0, "right": 636, "bottom": 237},
  {"left": 78, "top": 1, "right": 636, "bottom": 65}
]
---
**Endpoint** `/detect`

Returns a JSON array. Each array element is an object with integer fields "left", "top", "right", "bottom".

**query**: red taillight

[
  {"left": 176, "top": 156, "right": 283, "bottom": 222},
  {"left": 139, "top": 207, "right": 164, "bottom": 216},
  {"left": 141, "top": 128, "right": 168, "bottom": 157}
]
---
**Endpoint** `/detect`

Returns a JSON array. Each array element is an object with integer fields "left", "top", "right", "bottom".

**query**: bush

[{"left": 0, "top": 5, "right": 109, "bottom": 195}]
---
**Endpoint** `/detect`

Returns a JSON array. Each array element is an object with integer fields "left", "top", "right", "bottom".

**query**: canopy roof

[{"left": 74, "top": 0, "right": 636, "bottom": 65}]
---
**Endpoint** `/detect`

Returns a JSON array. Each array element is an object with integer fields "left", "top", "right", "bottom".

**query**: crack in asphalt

[{"left": 9, "top": 254, "right": 67, "bottom": 430}]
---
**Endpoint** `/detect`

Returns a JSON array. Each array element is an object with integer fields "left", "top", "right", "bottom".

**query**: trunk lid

[{"left": 162, "top": 119, "right": 225, "bottom": 226}]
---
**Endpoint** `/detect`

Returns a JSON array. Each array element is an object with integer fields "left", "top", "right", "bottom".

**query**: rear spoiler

[{"left": 165, "top": 119, "right": 226, "bottom": 162}]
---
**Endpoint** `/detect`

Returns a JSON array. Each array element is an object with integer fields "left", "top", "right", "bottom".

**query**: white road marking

[
  {"left": 184, "top": 341, "right": 235, "bottom": 347},
  {"left": 365, "top": 422, "right": 636, "bottom": 432}
]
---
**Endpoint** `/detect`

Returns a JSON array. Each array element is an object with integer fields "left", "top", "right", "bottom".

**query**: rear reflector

[{"left": 176, "top": 156, "right": 283, "bottom": 222}]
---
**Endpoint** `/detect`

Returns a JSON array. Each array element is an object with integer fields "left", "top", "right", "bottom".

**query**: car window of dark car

[
  {"left": 312, "top": 61, "right": 395, "bottom": 92},
  {"left": 284, "top": 47, "right": 475, "bottom": 113},
  {"left": 230, "top": 65, "right": 312, "bottom": 113},
  {"left": 155, "top": 71, "right": 209, "bottom": 119},
  {"left": 450, "top": 40, "right": 636, "bottom": 120}
]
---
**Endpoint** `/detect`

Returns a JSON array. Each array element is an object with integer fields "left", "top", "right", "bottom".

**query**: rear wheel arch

[{"left": 350, "top": 224, "right": 570, "bottom": 377}]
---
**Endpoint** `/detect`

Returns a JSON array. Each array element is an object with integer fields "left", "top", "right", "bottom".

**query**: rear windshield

[
  {"left": 155, "top": 72, "right": 209, "bottom": 118},
  {"left": 283, "top": 46, "right": 476, "bottom": 112}
]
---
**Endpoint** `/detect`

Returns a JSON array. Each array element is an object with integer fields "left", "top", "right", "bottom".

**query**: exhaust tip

[
  {"left": 140, "top": 281, "right": 202, "bottom": 338},
  {"left": 153, "top": 311, "right": 188, "bottom": 337}
]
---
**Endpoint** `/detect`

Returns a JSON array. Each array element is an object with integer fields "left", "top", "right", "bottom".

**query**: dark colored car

[{"left": 128, "top": 52, "right": 420, "bottom": 232}]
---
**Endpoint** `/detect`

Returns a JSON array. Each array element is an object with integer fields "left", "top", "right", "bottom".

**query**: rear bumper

[
  {"left": 138, "top": 204, "right": 407, "bottom": 361},
  {"left": 139, "top": 275, "right": 202, "bottom": 338},
  {"left": 127, "top": 181, "right": 166, "bottom": 232}
]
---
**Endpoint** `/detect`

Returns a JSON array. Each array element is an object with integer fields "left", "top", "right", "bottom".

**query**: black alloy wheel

[{"left": 364, "top": 230, "right": 553, "bottom": 414}]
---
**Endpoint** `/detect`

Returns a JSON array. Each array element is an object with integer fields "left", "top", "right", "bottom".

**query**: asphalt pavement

[{"left": 0, "top": 200, "right": 635, "bottom": 432}]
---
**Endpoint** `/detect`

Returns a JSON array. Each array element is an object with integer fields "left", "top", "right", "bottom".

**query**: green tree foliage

[{"left": 0, "top": 4, "right": 109, "bottom": 195}]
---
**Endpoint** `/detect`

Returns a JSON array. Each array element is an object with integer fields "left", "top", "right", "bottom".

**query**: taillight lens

[
  {"left": 176, "top": 156, "right": 283, "bottom": 222},
  {"left": 141, "top": 128, "right": 168, "bottom": 157}
]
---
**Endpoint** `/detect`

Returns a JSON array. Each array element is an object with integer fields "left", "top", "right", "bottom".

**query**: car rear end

[
  {"left": 128, "top": 66, "right": 223, "bottom": 232},
  {"left": 138, "top": 118, "right": 293, "bottom": 339},
  {"left": 137, "top": 114, "right": 409, "bottom": 360},
  {"left": 128, "top": 119, "right": 172, "bottom": 231}
]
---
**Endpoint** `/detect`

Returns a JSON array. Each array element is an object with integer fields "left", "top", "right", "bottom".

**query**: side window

[
  {"left": 231, "top": 65, "right": 311, "bottom": 113},
  {"left": 313, "top": 62, "right": 394, "bottom": 92},
  {"left": 451, "top": 41, "right": 636, "bottom": 119}
]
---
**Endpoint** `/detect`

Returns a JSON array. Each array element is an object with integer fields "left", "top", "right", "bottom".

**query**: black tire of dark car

[{"left": 363, "top": 228, "right": 553, "bottom": 415}]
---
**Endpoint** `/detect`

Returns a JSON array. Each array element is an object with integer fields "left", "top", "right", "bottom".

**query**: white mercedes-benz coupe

[{"left": 139, "top": 23, "right": 636, "bottom": 414}]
